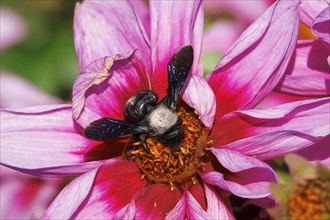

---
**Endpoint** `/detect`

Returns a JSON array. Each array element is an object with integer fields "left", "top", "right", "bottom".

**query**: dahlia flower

[
  {"left": 268, "top": 154, "right": 330, "bottom": 219},
  {"left": 1, "top": 0, "right": 329, "bottom": 219}
]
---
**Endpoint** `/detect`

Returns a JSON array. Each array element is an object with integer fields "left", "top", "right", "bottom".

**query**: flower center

[
  {"left": 287, "top": 178, "right": 330, "bottom": 219},
  {"left": 124, "top": 111, "right": 208, "bottom": 184}
]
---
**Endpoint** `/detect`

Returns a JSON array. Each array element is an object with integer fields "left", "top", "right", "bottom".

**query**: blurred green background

[{"left": 1, "top": 0, "right": 78, "bottom": 100}]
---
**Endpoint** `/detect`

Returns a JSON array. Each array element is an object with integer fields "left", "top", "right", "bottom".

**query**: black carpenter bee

[{"left": 83, "top": 45, "right": 193, "bottom": 152}]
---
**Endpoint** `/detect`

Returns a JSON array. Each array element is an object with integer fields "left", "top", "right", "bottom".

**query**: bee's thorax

[{"left": 145, "top": 104, "right": 178, "bottom": 136}]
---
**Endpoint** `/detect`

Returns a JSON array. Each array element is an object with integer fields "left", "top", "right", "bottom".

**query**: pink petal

[
  {"left": 72, "top": 160, "right": 147, "bottom": 219},
  {"left": 150, "top": 0, "right": 203, "bottom": 99},
  {"left": 312, "top": 7, "right": 330, "bottom": 49},
  {"left": 201, "top": 148, "right": 278, "bottom": 198},
  {"left": 74, "top": 0, "right": 150, "bottom": 70},
  {"left": 0, "top": 167, "right": 62, "bottom": 219},
  {"left": 182, "top": 74, "right": 216, "bottom": 129},
  {"left": 183, "top": 185, "right": 234, "bottom": 219},
  {"left": 277, "top": 40, "right": 330, "bottom": 96},
  {"left": 129, "top": 0, "right": 150, "bottom": 38},
  {"left": 0, "top": 7, "right": 26, "bottom": 51},
  {"left": 72, "top": 53, "right": 151, "bottom": 128},
  {"left": 185, "top": 190, "right": 214, "bottom": 219},
  {"left": 257, "top": 92, "right": 310, "bottom": 109},
  {"left": 204, "top": 0, "right": 269, "bottom": 25},
  {"left": 41, "top": 167, "right": 98, "bottom": 219},
  {"left": 297, "top": 135, "right": 330, "bottom": 168},
  {"left": 203, "top": 20, "right": 243, "bottom": 54},
  {"left": 134, "top": 184, "right": 182, "bottom": 219},
  {"left": 210, "top": 98, "right": 330, "bottom": 160},
  {"left": 0, "top": 72, "right": 62, "bottom": 108},
  {"left": 165, "top": 194, "right": 186, "bottom": 220},
  {"left": 207, "top": 0, "right": 300, "bottom": 117},
  {"left": 203, "top": 184, "right": 235, "bottom": 220},
  {"left": 0, "top": 105, "right": 103, "bottom": 176},
  {"left": 300, "top": 0, "right": 329, "bottom": 27}
]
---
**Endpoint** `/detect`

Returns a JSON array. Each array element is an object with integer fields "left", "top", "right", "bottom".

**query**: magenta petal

[
  {"left": 72, "top": 53, "right": 151, "bottom": 128},
  {"left": 185, "top": 190, "right": 213, "bottom": 219},
  {"left": 165, "top": 194, "right": 186, "bottom": 220},
  {"left": 74, "top": 0, "right": 150, "bottom": 70},
  {"left": 312, "top": 7, "right": 330, "bottom": 49},
  {"left": 203, "top": 184, "right": 235, "bottom": 219},
  {"left": 300, "top": 0, "right": 329, "bottom": 27},
  {"left": 277, "top": 40, "right": 330, "bottom": 96},
  {"left": 210, "top": 98, "right": 330, "bottom": 160},
  {"left": 134, "top": 184, "right": 182, "bottom": 219},
  {"left": 129, "top": 0, "right": 150, "bottom": 38},
  {"left": 0, "top": 167, "right": 61, "bottom": 219},
  {"left": 113, "top": 201, "right": 136, "bottom": 220},
  {"left": 182, "top": 74, "right": 216, "bottom": 129},
  {"left": 184, "top": 185, "right": 234, "bottom": 219},
  {"left": 41, "top": 167, "right": 98, "bottom": 220},
  {"left": 72, "top": 160, "right": 146, "bottom": 219},
  {"left": 203, "top": 148, "right": 278, "bottom": 198},
  {"left": 207, "top": 0, "right": 299, "bottom": 117},
  {"left": 0, "top": 105, "right": 103, "bottom": 176},
  {"left": 297, "top": 135, "right": 330, "bottom": 168},
  {"left": 150, "top": 0, "right": 203, "bottom": 99}
]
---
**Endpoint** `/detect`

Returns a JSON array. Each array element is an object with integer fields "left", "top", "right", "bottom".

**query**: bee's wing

[
  {"left": 166, "top": 45, "right": 194, "bottom": 109},
  {"left": 83, "top": 118, "right": 148, "bottom": 141}
]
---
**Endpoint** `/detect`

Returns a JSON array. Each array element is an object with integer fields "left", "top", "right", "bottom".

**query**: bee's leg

[{"left": 137, "top": 133, "right": 150, "bottom": 153}]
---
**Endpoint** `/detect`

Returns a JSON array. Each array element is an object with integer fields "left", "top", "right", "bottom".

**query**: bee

[{"left": 83, "top": 45, "right": 193, "bottom": 152}]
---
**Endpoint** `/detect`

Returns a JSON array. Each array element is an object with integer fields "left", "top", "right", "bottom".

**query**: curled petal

[
  {"left": 74, "top": 0, "right": 150, "bottom": 70},
  {"left": 207, "top": 0, "right": 300, "bottom": 117},
  {"left": 277, "top": 40, "right": 330, "bottom": 96},
  {"left": 0, "top": 105, "right": 104, "bottom": 176},
  {"left": 210, "top": 98, "right": 330, "bottom": 159},
  {"left": 312, "top": 7, "right": 330, "bottom": 49},
  {"left": 201, "top": 149, "right": 278, "bottom": 198},
  {"left": 41, "top": 167, "right": 98, "bottom": 220},
  {"left": 300, "top": 0, "right": 329, "bottom": 27},
  {"left": 182, "top": 74, "right": 216, "bottom": 129},
  {"left": 150, "top": 0, "right": 203, "bottom": 99},
  {"left": 72, "top": 160, "right": 147, "bottom": 219},
  {"left": 72, "top": 53, "right": 151, "bottom": 128}
]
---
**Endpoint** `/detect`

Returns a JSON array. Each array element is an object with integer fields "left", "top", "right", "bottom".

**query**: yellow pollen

[
  {"left": 287, "top": 178, "right": 330, "bottom": 219},
  {"left": 127, "top": 112, "right": 208, "bottom": 184}
]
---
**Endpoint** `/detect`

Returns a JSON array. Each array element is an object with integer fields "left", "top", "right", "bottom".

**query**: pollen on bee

[{"left": 126, "top": 111, "right": 208, "bottom": 185}]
